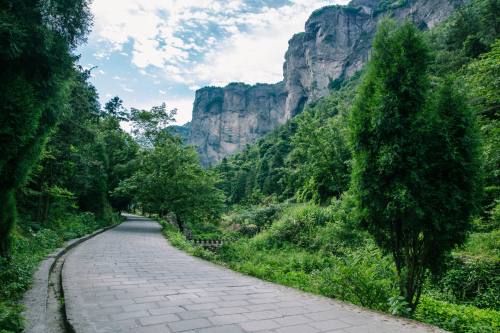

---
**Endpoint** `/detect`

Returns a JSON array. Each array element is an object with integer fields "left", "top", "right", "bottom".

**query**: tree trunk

[{"left": 0, "top": 189, "right": 16, "bottom": 258}]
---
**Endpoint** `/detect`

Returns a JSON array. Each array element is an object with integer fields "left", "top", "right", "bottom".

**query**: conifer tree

[{"left": 350, "top": 20, "right": 481, "bottom": 311}]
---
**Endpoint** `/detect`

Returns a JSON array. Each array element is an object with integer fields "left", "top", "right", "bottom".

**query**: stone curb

[{"left": 22, "top": 222, "right": 122, "bottom": 333}]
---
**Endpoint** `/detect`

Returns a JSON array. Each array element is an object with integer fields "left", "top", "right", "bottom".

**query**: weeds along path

[{"left": 62, "top": 215, "right": 446, "bottom": 333}]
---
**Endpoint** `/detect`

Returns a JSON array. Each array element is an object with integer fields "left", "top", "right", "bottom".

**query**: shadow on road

[{"left": 115, "top": 215, "right": 162, "bottom": 234}]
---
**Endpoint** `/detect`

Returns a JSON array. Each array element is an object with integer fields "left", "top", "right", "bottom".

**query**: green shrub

[
  {"left": 433, "top": 253, "right": 499, "bottom": 310},
  {"left": 0, "top": 229, "right": 60, "bottom": 301},
  {"left": 216, "top": 233, "right": 398, "bottom": 312},
  {"left": 312, "top": 245, "right": 398, "bottom": 311},
  {"left": 222, "top": 203, "right": 286, "bottom": 237},
  {"left": 163, "top": 199, "right": 500, "bottom": 333},
  {"left": 264, "top": 204, "right": 333, "bottom": 248},
  {"left": 160, "top": 220, "right": 214, "bottom": 260},
  {"left": 313, "top": 194, "right": 367, "bottom": 254},
  {"left": 415, "top": 296, "right": 500, "bottom": 333},
  {"left": 0, "top": 302, "right": 23, "bottom": 333},
  {"left": 459, "top": 230, "right": 500, "bottom": 261}
]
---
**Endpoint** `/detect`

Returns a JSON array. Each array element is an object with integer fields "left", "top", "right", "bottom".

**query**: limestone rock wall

[{"left": 190, "top": 82, "right": 287, "bottom": 166}]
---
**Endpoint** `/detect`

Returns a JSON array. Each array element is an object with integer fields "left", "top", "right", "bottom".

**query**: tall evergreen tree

[
  {"left": 0, "top": 0, "right": 92, "bottom": 256},
  {"left": 349, "top": 20, "right": 481, "bottom": 311}
]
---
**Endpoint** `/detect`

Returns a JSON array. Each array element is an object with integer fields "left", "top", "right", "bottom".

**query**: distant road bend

[{"left": 62, "top": 215, "right": 446, "bottom": 333}]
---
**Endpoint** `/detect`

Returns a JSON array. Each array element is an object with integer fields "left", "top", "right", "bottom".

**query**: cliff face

[
  {"left": 190, "top": 82, "right": 287, "bottom": 166},
  {"left": 190, "top": 0, "right": 465, "bottom": 166}
]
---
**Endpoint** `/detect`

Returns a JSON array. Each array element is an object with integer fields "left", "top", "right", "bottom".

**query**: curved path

[{"left": 63, "top": 216, "right": 445, "bottom": 333}]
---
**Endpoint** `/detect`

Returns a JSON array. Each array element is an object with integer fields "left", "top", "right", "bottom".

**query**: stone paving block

[
  {"left": 274, "top": 314, "right": 311, "bottom": 326},
  {"left": 306, "top": 310, "right": 343, "bottom": 321},
  {"left": 168, "top": 318, "right": 212, "bottom": 332},
  {"left": 124, "top": 324, "right": 172, "bottom": 333},
  {"left": 198, "top": 325, "right": 246, "bottom": 333},
  {"left": 240, "top": 319, "right": 280, "bottom": 331},
  {"left": 149, "top": 306, "right": 185, "bottom": 315},
  {"left": 100, "top": 299, "right": 135, "bottom": 307},
  {"left": 134, "top": 296, "right": 168, "bottom": 303},
  {"left": 184, "top": 302, "right": 219, "bottom": 311},
  {"left": 110, "top": 310, "right": 149, "bottom": 321},
  {"left": 244, "top": 310, "right": 282, "bottom": 320},
  {"left": 216, "top": 300, "right": 249, "bottom": 307},
  {"left": 208, "top": 314, "right": 249, "bottom": 325},
  {"left": 97, "top": 318, "right": 139, "bottom": 332},
  {"left": 122, "top": 302, "right": 158, "bottom": 312},
  {"left": 276, "top": 306, "right": 312, "bottom": 316},
  {"left": 178, "top": 310, "right": 215, "bottom": 320},
  {"left": 157, "top": 300, "right": 193, "bottom": 307},
  {"left": 310, "top": 319, "right": 352, "bottom": 331},
  {"left": 244, "top": 303, "right": 280, "bottom": 312},
  {"left": 192, "top": 296, "right": 222, "bottom": 303},
  {"left": 213, "top": 307, "right": 248, "bottom": 315},
  {"left": 139, "top": 314, "right": 180, "bottom": 326},
  {"left": 275, "top": 324, "right": 320, "bottom": 333}
]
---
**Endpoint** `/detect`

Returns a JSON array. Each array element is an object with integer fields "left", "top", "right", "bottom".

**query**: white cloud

[
  {"left": 192, "top": 1, "right": 353, "bottom": 86},
  {"left": 127, "top": 96, "right": 194, "bottom": 125},
  {"left": 89, "top": 0, "right": 242, "bottom": 70},
  {"left": 170, "top": 97, "right": 195, "bottom": 125},
  {"left": 120, "top": 84, "right": 134, "bottom": 92}
]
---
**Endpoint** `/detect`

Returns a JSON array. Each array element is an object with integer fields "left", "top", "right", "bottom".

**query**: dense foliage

[
  {"left": 118, "top": 133, "right": 224, "bottom": 233},
  {"left": 0, "top": 64, "right": 135, "bottom": 333},
  {"left": 162, "top": 201, "right": 499, "bottom": 333},
  {"left": 0, "top": 0, "right": 92, "bottom": 256},
  {"left": 1, "top": 2, "right": 140, "bottom": 331}
]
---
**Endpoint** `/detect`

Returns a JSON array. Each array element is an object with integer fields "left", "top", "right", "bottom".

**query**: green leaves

[{"left": 130, "top": 104, "right": 176, "bottom": 147}]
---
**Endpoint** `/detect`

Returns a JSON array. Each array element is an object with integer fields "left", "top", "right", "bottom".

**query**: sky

[{"left": 78, "top": 0, "right": 349, "bottom": 125}]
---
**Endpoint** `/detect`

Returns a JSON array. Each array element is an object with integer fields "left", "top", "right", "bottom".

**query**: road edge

[{"left": 22, "top": 221, "right": 122, "bottom": 333}]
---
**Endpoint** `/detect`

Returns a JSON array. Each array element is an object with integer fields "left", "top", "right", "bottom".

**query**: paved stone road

[{"left": 63, "top": 216, "right": 445, "bottom": 333}]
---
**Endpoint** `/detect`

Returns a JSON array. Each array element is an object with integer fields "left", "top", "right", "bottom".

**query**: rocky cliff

[
  {"left": 189, "top": 0, "right": 466, "bottom": 166},
  {"left": 190, "top": 82, "right": 287, "bottom": 166}
]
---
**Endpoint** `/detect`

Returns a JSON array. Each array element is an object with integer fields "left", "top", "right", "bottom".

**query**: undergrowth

[{"left": 0, "top": 212, "right": 120, "bottom": 333}]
